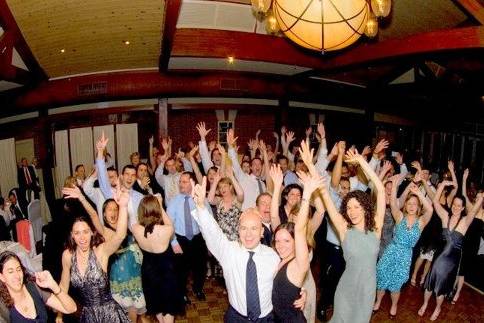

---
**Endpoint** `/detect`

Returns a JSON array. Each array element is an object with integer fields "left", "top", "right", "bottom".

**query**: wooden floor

[{"left": 168, "top": 275, "right": 483, "bottom": 323}]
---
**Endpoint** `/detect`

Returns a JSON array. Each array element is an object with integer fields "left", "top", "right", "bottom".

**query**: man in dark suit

[
  {"left": 8, "top": 189, "right": 28, "bottom": 241},
  {"left": 17, "top": 157, "right": 41, "bottom": 201}
]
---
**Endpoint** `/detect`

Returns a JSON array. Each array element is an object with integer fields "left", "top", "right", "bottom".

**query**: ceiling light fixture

[
  {"left": 124, "top": 40, "right": 130, "bottom": 45},
  {"left": 227, "top": 56, "right": 235, "bottom": 64},
  {"left": 60, "top": 49, "right": 65, "bottom": 53},
  {"left": 251, "top": 0, "right": 392, "bottom": 52}
]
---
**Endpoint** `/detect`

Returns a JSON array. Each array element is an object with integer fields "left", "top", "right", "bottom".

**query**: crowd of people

[{"left": 0, "top": 121, "right": 483, "bottom": 323}]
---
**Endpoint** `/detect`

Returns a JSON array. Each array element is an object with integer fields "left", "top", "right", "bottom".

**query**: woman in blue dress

[
  {"left": 373, "top": 174, "right": 433, "bottom": 318},
  {"left": 62, "top": 186, "right": 146, "bottom": 322}
]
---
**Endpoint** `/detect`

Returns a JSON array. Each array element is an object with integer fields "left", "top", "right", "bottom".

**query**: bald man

[{"left": 191, "top": 178, "right": 302, "bottom": 322}]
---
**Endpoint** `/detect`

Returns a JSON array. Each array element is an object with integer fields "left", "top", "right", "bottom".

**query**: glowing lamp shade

[
  {"left": 371, "top": 0, "right": 391, "bottom": 18},
  {"left": 273, "top": 0, "right": 370, "bottom": 51}
]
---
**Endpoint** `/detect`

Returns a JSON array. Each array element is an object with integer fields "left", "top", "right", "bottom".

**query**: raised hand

[
  {"left": 411, "top": 161, "right": 422, "bottom": 172},
  {"left": 96, "top": 131, "right": 109, "bottom": 151},
  {"left": 408, "top": 183, "right": 421, "bottom": 195},
  {"left": 373, "top": 139, "right": 389, "bottom": 157},
  {"left": 248, "top": 139, "right": 258, "bottom": 151},
  {"left": 188, "top": 145, "right": 199, "bottom": 159},
  {"left": 286, "top": 131, "right": 296, "bottom": 144},
  {"left": 227, "top": 128, "right": 238, "bottom": 147},
  {"left": 327, "top": 142, "right": 339, "bottom": 160},
  {"left": 389, "top": 173, "right": 405, "bottom": 184},
  {"left": 161, "top": 137, "right": 170, "bottom": 152},
  {"left": 256, "top": 129, "right": 261, "bottom": 139},
  {"left": 191, "top": 176, "right": 207, "bottom": 209},
  {"left": 395, "top": 152, "right": 404, "bottom": 165},
  {"left": 297, "top": 171, "right": 325, "bottom": 195},
  {"left": 196, "top": 122, "right": 212, "bottom": 140},
  {"left": 273, "top": 131, "right": 279, "bottom": 139},
  {"left": 62, "top": 186, "right": 83, "bottom": 199},
  {"left": 298, "top": 140, "right": 314, "bottom": 167},
  {"left": 463, "top": 168, "right": 469, "bottom": 180},
  {"left": 148, "top": 136, "right": 154, "bottom": 145},
  {"left": 281, "top": 126, "right": 287, "bottom": 135},
  {"left": 140, "top": 176, "right": 150, "bottom": 189},
  {"left": 269, "top": 164, "right": 284, "bottom": 188},
  {"left": 362, "top": 145, "right": 372, "bottom": 157},
  {"left": 259, "top": 140, "right": 267, "bottom": 153},
  {"left": 344, "top": 148, "right": 362, "bottom": 165},
  {"left": 216, "top": 143, "right": 226, "bottom": 156},
  {"left": 317, "top": 122, "right": 325, "bottom": 140},
  {"left": 381, "top": 160, "right": 392, "bottom": 173},
  {"left": 337, "top": 141, "right": 346, "bottom": 155},
  {"left": 305, "top": 127, "right": 312, "bottom": 138},
  {"left": 114, "top": 188, "right": 130, "bottom": 208},
  {"left": 448, "top": 160, "right": 455, "bottom": 172}
]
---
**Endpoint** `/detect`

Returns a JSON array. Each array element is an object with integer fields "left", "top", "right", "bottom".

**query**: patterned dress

[
  {"left": 377, "top": 217, "right": 420, "bottom": 292},
  {"left": 109, "top": 234, "right": 146, "bottom": 314},
  {"left": 378, "top": 207, "right": 395, "bottom": 259},
  {"left": 216, "top": 200, "right": 241, "bottom": 241},
  {"left": 70, "top": 250, "right": 130, "bottom": 323}
]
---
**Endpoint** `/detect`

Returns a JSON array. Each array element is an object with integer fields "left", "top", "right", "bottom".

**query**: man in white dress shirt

[
  {"left": 190, "top": 177, "right": 303, "bottom": 322},
  {"left": 155, "top": 157, "right": 181, "bottom": 205}
]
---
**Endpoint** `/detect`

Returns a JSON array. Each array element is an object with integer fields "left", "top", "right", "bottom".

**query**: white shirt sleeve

[{"left": 199, "top": 140, "right": 214, "bottom": 173}]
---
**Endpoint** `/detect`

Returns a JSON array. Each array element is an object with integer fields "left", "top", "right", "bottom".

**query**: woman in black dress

[
  {"left": 418, "top": 181, "right": 483, "bottom": 321},
  {"left": 0, "top": 251, "right": 76, "bottom": 322},
  {"left": 131, "top": 194, "right": 184, "bottom": 323},
  {"left": 269, "top": 164, "right": 323, "bottom": 323}
]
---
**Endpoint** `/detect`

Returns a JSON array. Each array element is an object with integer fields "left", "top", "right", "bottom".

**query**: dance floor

[{"left": 168, "top": 274, "right": 483, "bottom": 323}]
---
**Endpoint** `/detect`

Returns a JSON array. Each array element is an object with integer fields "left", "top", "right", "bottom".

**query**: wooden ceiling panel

[{"left": 6, "top": 0, "right": 165, "bottom": 78}]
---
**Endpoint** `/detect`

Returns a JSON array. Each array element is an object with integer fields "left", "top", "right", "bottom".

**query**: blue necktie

[
  {"left": 246, "top": 251, "right": 261, "bottom": 320},
  {"left": 184, "top": 196, "right": 194, "bottom": 240}
]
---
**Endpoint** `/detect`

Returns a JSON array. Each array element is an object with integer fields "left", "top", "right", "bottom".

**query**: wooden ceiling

[
  {"left": 6, "top": 0, "right": 164, "bottom": 77},
  {"left": 0, "top": 0, "right": 483, "bottom": 118}
]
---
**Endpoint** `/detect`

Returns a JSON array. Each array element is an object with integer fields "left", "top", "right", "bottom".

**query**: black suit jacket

[{"left": 17, "top": 166, "right": 39, "bottom": 190}]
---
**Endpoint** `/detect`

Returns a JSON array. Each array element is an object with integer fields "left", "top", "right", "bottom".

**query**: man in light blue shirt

[{"left": 167, "top": 171, "right": 210, "bottom": 303}]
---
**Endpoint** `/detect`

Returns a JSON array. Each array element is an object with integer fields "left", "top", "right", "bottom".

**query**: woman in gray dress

[{"left": 319, "top": 149, "right": 386, "bottom": 323}]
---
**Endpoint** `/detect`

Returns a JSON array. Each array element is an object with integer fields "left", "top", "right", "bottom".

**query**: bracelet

[{"left": 54, "top": 287, "right": 62, "bottom": 295}]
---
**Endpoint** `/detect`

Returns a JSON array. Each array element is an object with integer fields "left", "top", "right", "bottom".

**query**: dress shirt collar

[{"left": 241, "top": 242, "right": 262, "bottom": 254}]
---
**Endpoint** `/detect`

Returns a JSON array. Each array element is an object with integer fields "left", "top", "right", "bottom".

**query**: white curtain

[
  {"left": 0, "top": 138, "right": 18, "bottom": 197},
  {"left": 93, "top": 125, "right": 115, "bottom": 167},
  {"left": 70, "top": 127, "right": 94, "bottom": 175},
  {"left": 116, "top": 123, "right": 138, "bottom": 171},
  {"left": 54, "top": 130, "right": 70, "bottom": 198}
]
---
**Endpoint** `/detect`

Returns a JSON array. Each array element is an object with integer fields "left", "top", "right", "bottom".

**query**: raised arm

[
  {"left": 227, "top": 167, "right": 244, "bottom": 204},
  {"left": 191, "top": 177, "right": 231, "bottom": 264},
  {"left": 62, "top": 186, "right": 105, "bottom": 236},
  {"left": 346, "top": 149, "right": 386, "bottom": 237},
  {"left": 196, "top": 122, "right": 214, "bottom": 173},
  {"left": 408, "top": 185, "right": 434, "bottom": 229},
  {"left": 464, "top": 193, "right": 483, "bottom": 228},
  {"left": 269, "top": 164, "right": 284, "bottom": 230},
  {"left": 259, "top": 140, "right": 272, "bottom": 187},
  {"left": 57, "top": 250, "right": 73, "bottom": 322},
  {"left": 207, "top": 171, "right": 221, "bottom": 205},
  {"left": 388, "top": 175, "right": 404, "bottom": 223},
  {"left": 187, "top": 145, "right": 203, "bottom": 184},
  {"left": 446, "top": 160, "right": 458, "bottom": 206},
  {"left": 462, "top": 168, "right": 473, "bottom": 210},
  {"left": 331, "top": 141, "right": 346, "bottom": 189},
  {"left": 226, "top": 129, "right": 246, "bottom": 182},
  {"left": 293, "top": 171, "right": 324, "bottom": 281},
  {"left": 101, "top": 189, "right": 128, "bottom": 256},
  {"left": 378, "top": 160, "right": 392, "bottom": 182},
  {"left": 433, "top": 181, "right": 452, "bottom": 222},
  {"left": 95, "top": 132, "right": 114, "bottom": 199},
  {"left": 148, "top": 136, "right": 156, "bottom": 174},
  {"left": 273, "top": 131, "right": 280, "bottom": 159}
]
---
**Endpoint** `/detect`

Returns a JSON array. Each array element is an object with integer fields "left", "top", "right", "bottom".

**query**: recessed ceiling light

[
  {"left": 227, "top": 56, "right": 234, "bottom": 64},
  {"left": 124, "top": 40, "right": 130, "bottom": 45},
  {"left": 60, "top": 49, "right": 65, "bottom": 53}
]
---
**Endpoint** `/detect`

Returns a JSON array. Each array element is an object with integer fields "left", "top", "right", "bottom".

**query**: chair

[{"left": 28, "top": 199, "right": 42, "bottom": 244}]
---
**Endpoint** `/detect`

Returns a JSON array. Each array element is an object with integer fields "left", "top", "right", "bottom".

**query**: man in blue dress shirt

[{"left": 167, "top": 171, "right": 209, "bottom": 303}]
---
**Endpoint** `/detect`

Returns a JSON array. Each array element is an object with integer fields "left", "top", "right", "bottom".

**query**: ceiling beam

[
  {"left": 0, "top": 0, "right": 46, "bottom": 80},
  {"left": 172, "top": 26, "right": 484, "bottom": 73},
  {"left": 8, "top": 71, "right": 366, "bottom": 112},
  {"left": 454, "top": 0, "right": 484, "bottom": 25},
  {"left": 159, "top": 0, "right": 182, "bottom": 72},
  {"left": 0, "top": 29, "right": 30, "bottom": 84}
]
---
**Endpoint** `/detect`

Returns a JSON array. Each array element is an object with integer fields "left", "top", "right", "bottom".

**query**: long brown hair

[
  {"left": 65, "top": 216, "right": 105, "bottom": 252},
  {"left": 138, "top": 195, "right": 165, "bottom": 237},
  {"left": 340, "top": 190, "right": 376, "bottom": 233},
  {"left": 0, "top": 251, "right": 35, "bottom": 308}
]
